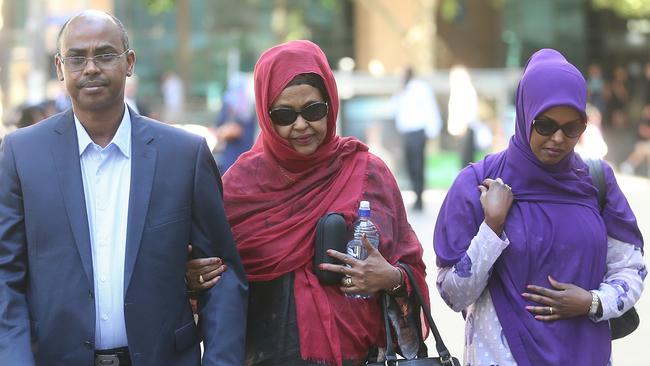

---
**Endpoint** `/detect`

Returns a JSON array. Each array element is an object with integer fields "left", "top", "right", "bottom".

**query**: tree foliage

[
  {"left": 439, "top": 0, "right": 506, "bottom": 22},
  {"left": 145, "top": 0, "right": 177, "bottom": 14},
  {"left": 592, "top": 0, "right": 650, "bottom": 18}
]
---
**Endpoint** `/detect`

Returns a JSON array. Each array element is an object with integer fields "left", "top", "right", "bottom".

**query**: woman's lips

[
  {"left": 293, "top": 135, "right": 314, "bottom": 145},
  {"left": 543, "top": 147, "right": 563, "bottom": 157}
]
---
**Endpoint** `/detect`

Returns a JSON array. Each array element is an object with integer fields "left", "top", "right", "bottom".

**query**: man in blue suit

[{"left": 0, "top": 10, "right": 247, "bottom": 366}]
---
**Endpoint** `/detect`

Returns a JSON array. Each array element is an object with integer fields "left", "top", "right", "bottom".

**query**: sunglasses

[
  {"left": 532, "top": 117, "right": 586, "bottom": 138},
  {"left": 268, "top": 102, "right": 328, "bottom": 126}
]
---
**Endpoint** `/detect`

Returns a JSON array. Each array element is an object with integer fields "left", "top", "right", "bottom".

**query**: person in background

[
  {"left": 391, "top": 66, "right": 441, "bottom": 211},
  {"left": 586, "top": 63, "right": 606, "bottom": 116},
  {"left": 187, "top": 40, "right": 429, "bottom": 366},
  {"left": 575, "top": 103, "right": 608, "bottom": 160},
  {"left": 161, "top": 71, "right": 185, "bottom": 123},
  {"left": 434, "top": 49, "right": 645, "bottom": 365},
  {"left": 213, "top": 72, "right": 257, "bottom": 174},
  {"left": 15, "top": 103, "right": 47, "bottom": 128},
  {"left": 605, "top": 66, "right": 630, "bottom": 128},
  {"left": 447, "top": 65, "right": 492, "bottom": 169},
  {"left": 125, "top": 74, "right": 152, "bottom": 118},
  {"left": 620, "top": 104, "right": 650, "bottom": 177}
]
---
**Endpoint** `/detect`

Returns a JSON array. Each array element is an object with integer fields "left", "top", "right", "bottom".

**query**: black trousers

[{"left": 403, "top": 129, "right": 426, "bottom": 203}]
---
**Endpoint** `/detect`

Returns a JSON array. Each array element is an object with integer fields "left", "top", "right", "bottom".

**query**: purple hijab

[{"left": 434, "top": 49, "right": 643, "bottom": 365}]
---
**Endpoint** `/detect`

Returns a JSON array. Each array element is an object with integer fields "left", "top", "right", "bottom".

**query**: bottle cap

[{"left": 359, "top": 201, "right": 370, "bottom": 210}]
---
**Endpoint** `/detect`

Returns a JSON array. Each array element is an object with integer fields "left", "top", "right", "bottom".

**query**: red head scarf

[{"left": 223, "top": 40, "right": 426, "bottom": 365}]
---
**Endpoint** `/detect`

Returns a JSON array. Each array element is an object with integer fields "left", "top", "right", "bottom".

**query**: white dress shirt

[
  {"left": 75, "top": 107, "right": 132, "bottom": 350},
  {"left": 392, "top": 79, "right": 442, "bottom": 138}
]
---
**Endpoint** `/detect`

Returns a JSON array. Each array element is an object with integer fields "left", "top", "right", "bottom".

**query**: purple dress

[{"left": 434, "top": 49, "right": 644, "bottom": 365}]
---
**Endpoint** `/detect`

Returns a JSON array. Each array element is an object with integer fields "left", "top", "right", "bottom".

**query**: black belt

[{"left": 95, "top": 346, "right": 131, "bottom": 366}]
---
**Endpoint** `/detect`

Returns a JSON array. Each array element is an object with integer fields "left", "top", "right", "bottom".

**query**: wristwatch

[{"left": 588, "top": 291, "right": 601, "bottom": 318}]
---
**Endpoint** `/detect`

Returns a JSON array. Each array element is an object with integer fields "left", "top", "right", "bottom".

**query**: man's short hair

[{"left": 56, "top": 12, "right": 130, "bottom": 54}]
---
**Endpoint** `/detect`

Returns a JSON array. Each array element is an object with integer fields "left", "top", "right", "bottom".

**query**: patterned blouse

[{"left": 437, "top": 222, "right": 646, "bottom": 366}]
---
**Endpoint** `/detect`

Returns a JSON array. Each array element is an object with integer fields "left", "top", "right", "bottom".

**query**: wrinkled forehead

[{"left": 60, "top": 15, "right": 124, "bottom": 53}]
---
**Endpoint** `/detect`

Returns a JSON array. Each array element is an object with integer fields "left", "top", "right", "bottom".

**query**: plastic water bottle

[{"left": 345, "top": 200, "right": 380, "bottom": 299}]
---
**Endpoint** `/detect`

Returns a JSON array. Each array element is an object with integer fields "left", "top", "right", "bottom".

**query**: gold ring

[
  {"left": 342, "top": 276, "right": 353, "bottom": 287},
  {"left": 549, "top": 306, "right": 553, "bottom": 315},
  {"left": 199, "top": 274, "right": 205, "bottom": 284}
]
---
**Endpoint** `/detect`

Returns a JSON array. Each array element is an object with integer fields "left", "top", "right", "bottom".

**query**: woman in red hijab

[{"left": 188, "top": 40, "right": 428, "bottom": 366}]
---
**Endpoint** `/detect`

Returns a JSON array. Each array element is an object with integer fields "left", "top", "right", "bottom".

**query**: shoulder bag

[{"left": 585, "top": 158, "right": 640, "bottom": 340}]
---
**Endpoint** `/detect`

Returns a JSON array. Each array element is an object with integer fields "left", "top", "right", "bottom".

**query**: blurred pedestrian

[
  {"left": 587, "top": 63, "right": 606, "bottom": 116},
  {"left": 15, "top": 103, "right": 46, "bottom": 128},
  {"left": 434, "top": 49, "right": 645, "bottom": 365},
  {"left": 125, "top": 74, "right": 152, "bottom": 118},
  {"left": 447, "top": 65, "right": 491, "bottom": 169},
  {"left": 213, "top": 72, "right": 257, "bottom": 173},
  {"left": 392, "top": 66, "right": 441, "bottom": 210},
  {"left": 605, "top": 66, "right": 630, "bottom": 127},
  {"left": 575, "top": 103, "right": 608, "bottom": 160},
  {"left": 620, "top": 104, "right": 650, "bottom": 177},
  {"left": 161, "top": 71, "right": 185, "bottom": 123},
  {"left": 0, "top": 10, "right": 247, "bottom": 365}
]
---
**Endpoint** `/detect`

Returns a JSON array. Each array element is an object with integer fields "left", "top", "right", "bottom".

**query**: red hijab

[{"left": 223, "top": 40, "right": 426, "bottom": 365}]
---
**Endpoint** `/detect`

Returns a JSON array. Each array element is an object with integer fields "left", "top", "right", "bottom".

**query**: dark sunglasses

[
  {"left": 268, "top": 102, "right": 328, "bottom": 126},
  {"left": 532, "top": 117, "right": 586, "bottom": 138}
]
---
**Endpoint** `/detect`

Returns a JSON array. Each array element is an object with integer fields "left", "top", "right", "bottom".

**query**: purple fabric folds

[{"left": 434, "top": 49, "right": 643, "bottom": 365}]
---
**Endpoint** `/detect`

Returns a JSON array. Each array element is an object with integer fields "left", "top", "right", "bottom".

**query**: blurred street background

[{"left": 1, "top": 0, "right": 650, "bottom": 363}]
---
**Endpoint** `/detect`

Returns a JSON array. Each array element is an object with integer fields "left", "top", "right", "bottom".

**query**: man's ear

[
  {"left": 126, "top": 50, "right": 136, "bottom": 78},
  {"left": 55, "top": 55, "right": 64, "bottom": 81}
]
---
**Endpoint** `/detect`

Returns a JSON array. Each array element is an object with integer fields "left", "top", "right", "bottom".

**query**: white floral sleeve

[
  {"left": 591, "top": 237, "right": 646, "bottom": 321},
  {"left": 436, "top": 222, "right": 510, "bottom": 312}
]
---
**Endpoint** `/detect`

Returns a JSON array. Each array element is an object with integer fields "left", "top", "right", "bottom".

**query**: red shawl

[{"left": 223, "top": 40, "right": 427, "bottom": 365}]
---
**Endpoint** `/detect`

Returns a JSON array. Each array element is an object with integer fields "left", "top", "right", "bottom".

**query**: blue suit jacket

[{"left": 0, "top": 108, "right": 248, "bottom": 365}]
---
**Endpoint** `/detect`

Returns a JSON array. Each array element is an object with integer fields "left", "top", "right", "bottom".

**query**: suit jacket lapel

[
  {"left": 51, "top": 110, "right": 94, "bottom": 285},
  {"left": 124, "top": 112, "right": 156, "bottom": 293}
]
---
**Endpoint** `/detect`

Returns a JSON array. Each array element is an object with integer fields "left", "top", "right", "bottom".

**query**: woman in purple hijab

[{"left": 434, "top": 49, "right": 645, "bottom": 365}]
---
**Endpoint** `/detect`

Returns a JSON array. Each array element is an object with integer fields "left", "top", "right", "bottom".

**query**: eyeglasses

[
  {"left": 58, "top": 50, "right": 130, "bottom": 71},
  {"left": 532, "top": 117, "right": 586, "bottom": 138},
  {"left": 268, "top": 102, "right": 328, "bottom": 126}
]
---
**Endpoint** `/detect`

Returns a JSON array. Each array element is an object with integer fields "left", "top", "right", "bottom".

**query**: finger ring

[
  {"left": 549, "top": 306, "right": 554, "bottom": 315},
  {"left": 342, "top": 276, "right": 353, "bottom": 287},
  {"left": 199, "top": 274, "right": 205, "bottom": 284}
]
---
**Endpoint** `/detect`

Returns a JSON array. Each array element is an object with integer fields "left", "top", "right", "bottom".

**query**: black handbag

[
  {"left": 368, "top": 263, "right": 460, "bottom": 366},
  {"left": 585, "top": 158, "right": 641, "bottom": 340},
  {"left": 313, "top": 212, "right": 349, "bottom": 285}
]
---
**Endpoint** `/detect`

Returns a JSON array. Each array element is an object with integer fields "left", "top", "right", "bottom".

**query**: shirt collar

[{"left": 74, "top": 105, "right": 132, "bottom": 158}]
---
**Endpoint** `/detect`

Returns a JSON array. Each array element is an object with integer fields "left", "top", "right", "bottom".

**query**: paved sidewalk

[{"left": 403, "top": 174, "right": 650, "bottom": 365}]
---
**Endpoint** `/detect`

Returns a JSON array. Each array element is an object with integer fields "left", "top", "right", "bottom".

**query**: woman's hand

[
  {"left": 186, "top": 244, "right": 228, "bottom": 291},
  {"left": 319, "top": 236, "right": 402, "bottom": 295},
  {"left": 478, "top": 177, "right": 513, "bottom": 236},
  {"left": 522, "top": 275, "right": 592, "bottom": 321}
]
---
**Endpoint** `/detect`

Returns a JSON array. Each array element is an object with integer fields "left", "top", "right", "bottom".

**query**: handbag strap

[
  {"left": 381, "top": 263, "right": 454, "bottom": 366},
  {"left": 584, "top": 158, "right": 606, "bottom": 211},
  {"left": 381, "top": 293, "right": 398, "bottom": 362}
]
